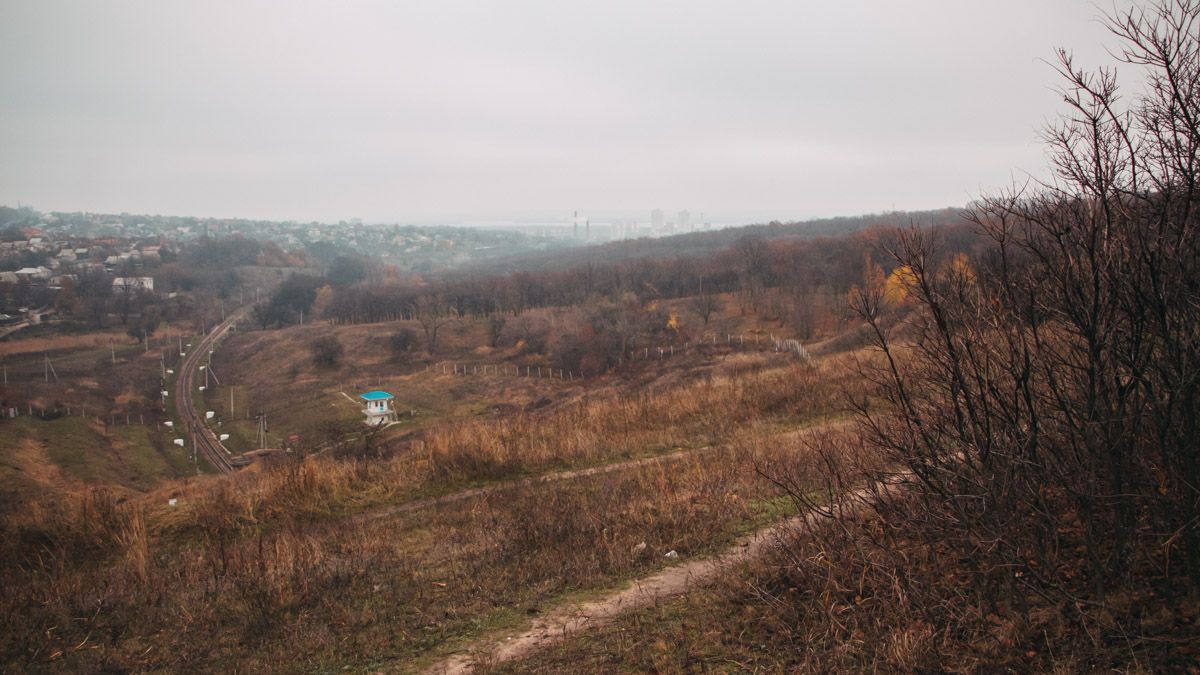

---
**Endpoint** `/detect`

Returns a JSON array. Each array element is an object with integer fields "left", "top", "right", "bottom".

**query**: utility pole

[{"left": 110, "top": 340, "right": 116, "bottom": 364}]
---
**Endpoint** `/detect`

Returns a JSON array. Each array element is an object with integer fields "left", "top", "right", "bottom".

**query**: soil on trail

[
  {"left": 421, "top": 468, "right": 886, "bottom": 674},
  {"left": 353, "top": 419, "right": 850, "bottom": 527},
  {"left": 422, "top": 519, "right": 792, "bottom": 675},
  {"left": 353, "top": 448, "right": 698, "bottom": 525}
]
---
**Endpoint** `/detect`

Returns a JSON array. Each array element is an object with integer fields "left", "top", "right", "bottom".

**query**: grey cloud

[{"left": 0, "top": 0, "right": 1133, "bottom": 223}]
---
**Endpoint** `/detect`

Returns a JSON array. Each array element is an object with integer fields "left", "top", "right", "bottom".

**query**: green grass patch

[
  {"left": 37, "top": 416, "right": 124, "bottom": 484},
  {"left": 109, "top": 424, "right": 186, "bottom": 487}
]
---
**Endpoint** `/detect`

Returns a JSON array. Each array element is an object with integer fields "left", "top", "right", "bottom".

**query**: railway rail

[{"left": 174, "top": 308, "right": 247, "bottom": 474}]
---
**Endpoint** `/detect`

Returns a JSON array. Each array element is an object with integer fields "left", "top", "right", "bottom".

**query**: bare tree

[
  {"left": 415, "top": 294, "right": 454, "bottom": 355},
  {"left": 733, "top": 235, "right": 769, "bottom": 313},
  {"left": 486, "top": 314, "right": 506, "bottom": 348},
  {"left": 689, "top": 278, "right": 719, "bottom": 325},
  {"left": 848, "top": 0, "right": 1200, "bottom": 611}
]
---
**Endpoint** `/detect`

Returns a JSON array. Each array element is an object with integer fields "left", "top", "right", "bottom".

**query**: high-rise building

[
  {"left": 677, "top": 209, "right": 691, "bottom": 232},
  {"left": 572, "top": 210, "right": 589, "bottom": 240},
  {"left": 651, "top": 209, "right": 664, "bottom": 233}
]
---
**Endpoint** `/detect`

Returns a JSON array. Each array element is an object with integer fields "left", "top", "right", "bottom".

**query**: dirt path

[
  {"left": 354, "top": 448, "right": 701, "bottom": 525},
  {"left": 421, "top": 477, "right": 885, "bottom": 675},
  {"left": 354, "top": 420, "right": 850, "bottom": 526}
]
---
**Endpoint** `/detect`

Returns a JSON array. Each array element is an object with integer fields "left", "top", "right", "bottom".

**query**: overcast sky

[{"left": 0, "top": 1, "right": 1134, "bottom": 224}]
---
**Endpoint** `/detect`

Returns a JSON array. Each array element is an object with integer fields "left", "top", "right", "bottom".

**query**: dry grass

[
  {"left": 0, "top": 322, "right": 195, "bottom": 358},
  {"left": 418, "top": 354, "right": 852, "bottom": 485},
  {"left": 480, "top": 417, "right": 1200, "bottom": 675},
  {"left": 0, "top": 321, "right": 195, "bottom": 501},
  {"left": 484, "top": 491, "right": 1200, "bottom": 674},
  {"left": 0, "top": 299, "right": 877, "bottom": 671},
  {"left": 0, "top": 417, "right": 866, "bottom": 672},
  {"left": 135, "top": 347, "right": 865, "bottom": 543},
  {"left": 209, "top": 293, "right": 833, "bottom": 451},
  {"left": 0, "top": 331, "right": 140, "bottom": 358}
]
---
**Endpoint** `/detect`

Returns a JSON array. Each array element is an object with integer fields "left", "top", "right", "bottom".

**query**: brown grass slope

[{"left": 0, "top": 339, "right": 850, "bottom": 672}]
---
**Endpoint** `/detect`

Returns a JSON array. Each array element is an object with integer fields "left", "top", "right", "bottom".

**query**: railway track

[{"left": 174, "top": 308, "right": 247, "bottom": 474}]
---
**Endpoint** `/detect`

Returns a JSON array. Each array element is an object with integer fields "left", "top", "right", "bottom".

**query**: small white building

[
  {"left": 14, "top": 266, "right": 50, "bottom": 282},
  {"left": 359, "top": 390, "right": 397, "bottom": 426},
  {"left": 113, "top": 276, "right": 154, "bottom": 292}
]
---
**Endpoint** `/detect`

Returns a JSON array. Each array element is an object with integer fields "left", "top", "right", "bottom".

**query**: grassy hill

[{"left": 0, "top": 311, "right": 858, "bottom": 671}]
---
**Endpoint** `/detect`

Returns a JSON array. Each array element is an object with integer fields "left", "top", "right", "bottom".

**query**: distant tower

[
  {"left": 572, "top": 211, "right": 590, "bottom": 241},
  {"left": 651, "top": 209, "right": 664, "bottom": 233},
  {"left": 585, "top": 219, "right": 590, "bottom": 240},
  {"left": 677, "top": 209, "right": 691, "bottom": 232}
]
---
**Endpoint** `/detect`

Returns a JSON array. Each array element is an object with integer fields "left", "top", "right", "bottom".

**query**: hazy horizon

[{"left": 2, "top": 1, "right": 1132, "bottom": 224}]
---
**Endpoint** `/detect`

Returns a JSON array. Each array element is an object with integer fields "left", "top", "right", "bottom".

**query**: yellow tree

[
  {"left": 883, "top": 265, "right": 916, "bottom": 304},
  {"left": 310, "top": 285, "right": 334, "bottom": 319}
]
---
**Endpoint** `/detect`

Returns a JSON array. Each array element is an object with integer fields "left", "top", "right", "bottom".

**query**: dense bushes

[
  {"left": 775, "top": 1, "right": 1200, "bottom": 667},
  {"left": 320, "top": 222, "right": 984, "bottom": 331},
  {"left": 309, "top": 335, "right": 344, "bottom": 367}
]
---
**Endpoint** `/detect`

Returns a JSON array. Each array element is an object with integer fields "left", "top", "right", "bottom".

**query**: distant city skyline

[
  {"left": 2, "top": 1, "right": 1134, "bottom": 224},
  {"left": 3, "top": 201, "right": 947, "bottom": 234}
]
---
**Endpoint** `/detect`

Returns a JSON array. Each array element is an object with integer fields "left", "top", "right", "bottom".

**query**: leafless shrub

[{"left": 766, "top": 1, "right": 1200, "bottom": 668}]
